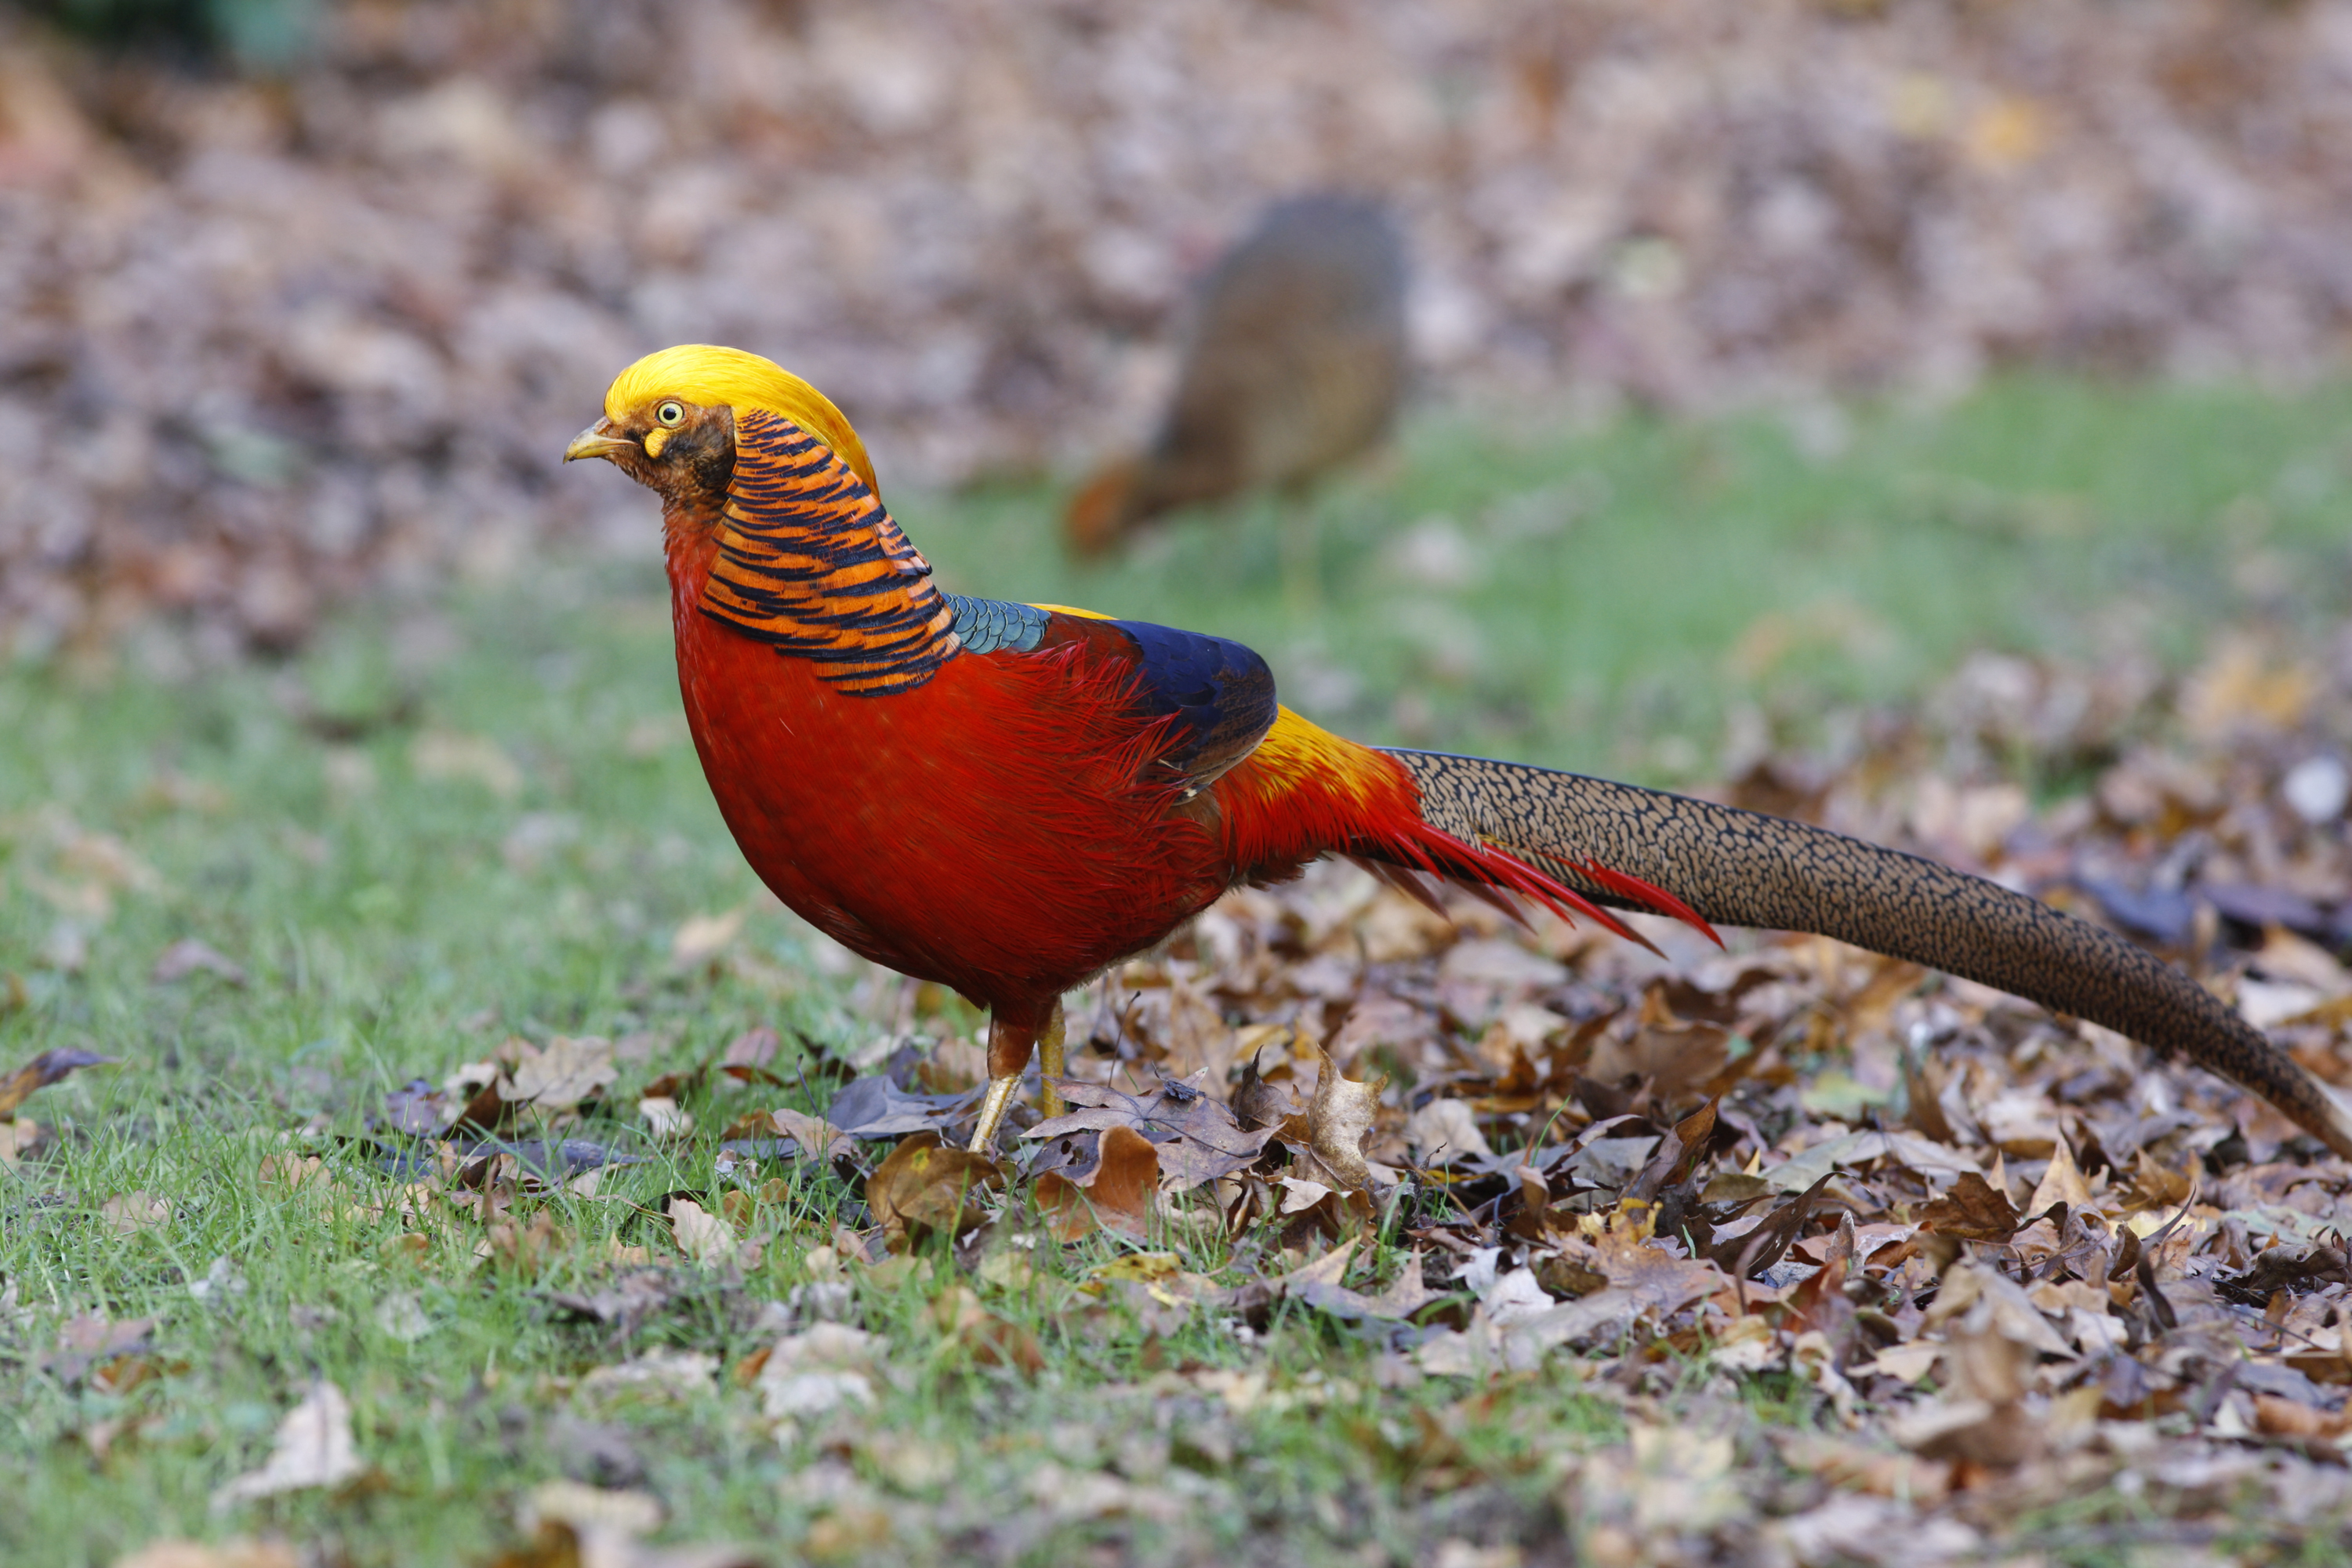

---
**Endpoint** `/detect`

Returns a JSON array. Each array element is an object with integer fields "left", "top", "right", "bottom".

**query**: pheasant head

[{"left": 563, "top": 343, "right": 879, "bottom": 512}]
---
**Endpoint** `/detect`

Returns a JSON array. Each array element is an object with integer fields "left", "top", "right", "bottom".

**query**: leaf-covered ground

[{"left": 11, "top": 395, "right": 2352, "bottom": 1566}]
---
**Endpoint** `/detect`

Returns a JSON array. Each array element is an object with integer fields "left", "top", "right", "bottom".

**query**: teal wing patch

[{"left": 944, "top": 595, "right": 1049, "bottom": 655}]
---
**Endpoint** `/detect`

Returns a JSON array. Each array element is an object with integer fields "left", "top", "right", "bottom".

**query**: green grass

[{"left": 4, "top": 372, "right": 2350, "bottom": 1566}]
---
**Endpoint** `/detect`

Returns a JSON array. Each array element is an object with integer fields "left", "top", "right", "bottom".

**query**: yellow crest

[{"left": 603, "top": 344, "right": 878, "bottom": 494}]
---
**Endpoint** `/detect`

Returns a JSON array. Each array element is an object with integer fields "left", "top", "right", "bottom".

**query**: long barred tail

[{"left": 1383, "top": 747, "right": 2352, "bottom": 1160}]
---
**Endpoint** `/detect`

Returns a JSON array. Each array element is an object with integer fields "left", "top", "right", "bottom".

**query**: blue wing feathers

[
  {"left": 1109, "top": 618, "right": 1278, "bottom": 782},
  {"left": 944, "top": 594, "right": 1276, "bottom": 789}
]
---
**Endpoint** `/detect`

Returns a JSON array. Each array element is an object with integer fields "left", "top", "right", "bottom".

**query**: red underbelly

[{"left": 673, "top": 615, "right": 1228, "bottom": 1012}]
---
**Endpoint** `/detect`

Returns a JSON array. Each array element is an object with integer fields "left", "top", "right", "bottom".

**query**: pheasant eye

[{"left": 655, "top": 401, "right": 685, "bottom": 427}]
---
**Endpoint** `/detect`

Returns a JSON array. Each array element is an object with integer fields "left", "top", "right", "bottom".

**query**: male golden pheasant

[{"left": 568, "top": 344, "right": 2352, "bottom": 1160}]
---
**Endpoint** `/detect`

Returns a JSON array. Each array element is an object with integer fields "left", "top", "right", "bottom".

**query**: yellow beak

[{"left": 564, "top": 420, "right": 637, "bottom": 463}]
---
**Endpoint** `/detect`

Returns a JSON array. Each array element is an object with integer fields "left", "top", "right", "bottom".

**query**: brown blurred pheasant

[{"left": 1065, "top": 194, "right": 1409, "bottom": 555}]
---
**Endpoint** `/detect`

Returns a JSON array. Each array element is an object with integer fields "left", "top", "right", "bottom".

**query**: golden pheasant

[
  {"left": 1065, "top": 194, "right": 1409, "bottom": 555},
  {"left": 568, "top": 344, "right": 2352, "bottom": 1160}
]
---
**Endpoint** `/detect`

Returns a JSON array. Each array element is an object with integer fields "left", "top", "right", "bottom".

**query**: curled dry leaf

[
  {"left": 768, "top": 1107, "right": 855, "bottom": 1163},
  {"left": 668, "top": 1198, "right": 757, "bottom": 1271},
  {"left": 1304, "top": 1044, "right": 1386, "bottom": 1192},
  {"left": 1918, "top": 1171, "right": 2022, "bottom": 1243},
  {"left": 864, "top": 1133, "right": 1001, "bottom": 1248},
  {"left": 1035, "top": 1124, "right": 1160, "bottom": 1242},
  {"left": 2025, "top": 1134, "right": 2094, "bottom": 1213},
  {"left": 213, "top": 1381, "right": 363, "bottom": 1507},
  {"left": 1622, "top": 1098, "right": 1719, "bottom": 1205},
  {"left": 1233, "top": 1042, "right": 1300, "bottom": 1131}
]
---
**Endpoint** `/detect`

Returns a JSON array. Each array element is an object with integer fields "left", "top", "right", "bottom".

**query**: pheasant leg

[
  {"left": 1038, "top": 1003, "right": 1067, "bottom": 1121},
  {"left": 967, "top": 1000, "right": 1066, "bottom": 1153}
]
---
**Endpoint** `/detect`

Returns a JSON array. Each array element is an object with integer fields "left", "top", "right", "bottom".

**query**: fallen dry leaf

[
  {"left": 549, "top": 1269, "right": 681, "bottom": 1339},
  {"left": 863, "top": 1134, "right": 1001, "bottom": 1248},
  {"left": 495, "top": 1478, "right": 768, "bottom": 1568},
  {"left": 825, "top": 1076, "right": 972, "bottom": 1140},
  {"left": 2026, "top": 1134, "right": 2093, "bottom": 1212},
  {"left": 1405, "top": 1098, "right": 1494, "bottom": 1167},
  {"left": 930, "top": 1285, "right": 1046, "bottom": 1374},
  {"left": 579, "top": 1350, "right": 717, "bottom": 1402},
  {"left": 381, "top": 1079, "right": 453, "bottom": 1135},
  {"left": 1033, "top": 1079, "right": 1278, "bottom": 1191},
  {"left": 1279, "top": 1241, "right": 1441, "bottom": 1321},
  {"left": 0, "top": 1117, "right": 44, "bottom": 1167},
  {"left": 670, "top": 909, "right": 746, "bottom": 969},
  {"left": 755, "top": 1323, "right": 884, "bottom": 1420},
  {"left": 509, "top": 1035, "right": 618, "bottom": 1110},
  {"left": 1035, "top": 1124, "right": 1159, "bottom": 1242},
  {"left": 150, "top": 938, "right": 246, "bottom": 985},
  {"left": 114, "top": 1541, "right": 300, "bottom": 1568},
  {"left": 720, "top": 1026, "right": 781, "bottom": 1069},
  {"left": 480, "top": 1212, "right": 568, "bottom": 1276},
  {"left": 768, "top": 1107, "right": 855, "bottom": 1163},
  {"left": 213, "top": 1381, "right": 363, "bottom": 1506},
  {"left": 1303, "top": 1043, "right": 1386, "bottom": 1191},
  {"left": 45, "top": 1312, "right": 157, "bottom": 1386},
  {"left": 1917, "top": 1171, "right": 2021, "bottom": 1243},
  {"left": 409, "top": 731, "right": 522, "bottom": 798},
  {"left": 101, "top": 1192, "right": 171, "bottom": 1235},
  {"left": 667, "top": 1199, "right": 757, "bottom": 1271}
]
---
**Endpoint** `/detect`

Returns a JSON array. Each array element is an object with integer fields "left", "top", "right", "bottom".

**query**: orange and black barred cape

[
  {"left": 699, "top": 408, "right": 960, "bottom": 696},
  {"left": 699, "top": 410, "right": 1279, "bottom": 788}
]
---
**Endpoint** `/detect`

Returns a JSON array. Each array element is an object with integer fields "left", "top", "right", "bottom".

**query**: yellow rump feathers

[
  {"left": 604, "top": 344, "right": 878, "bottom": 494},
  {"left": 1245, "top": 706, "right": 1396, "bottom": 807}
]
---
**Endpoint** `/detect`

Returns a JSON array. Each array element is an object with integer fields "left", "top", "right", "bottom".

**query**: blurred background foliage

[{"left": 0, "top": 0, "right": 2347, "bottom": 764}]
